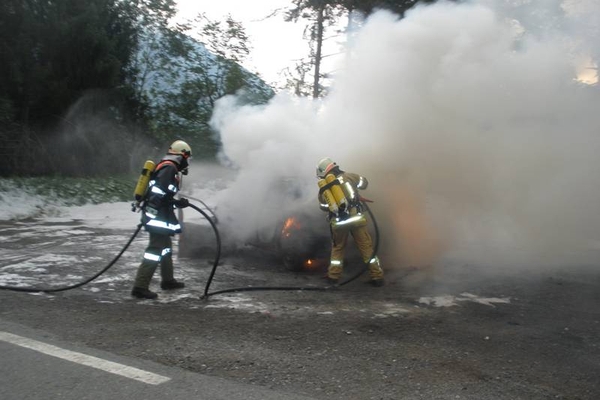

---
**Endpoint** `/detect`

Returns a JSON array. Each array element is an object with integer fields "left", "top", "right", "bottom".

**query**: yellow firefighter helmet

[{"left": 168, "top": 140, "right": 192, "bottom": 158}]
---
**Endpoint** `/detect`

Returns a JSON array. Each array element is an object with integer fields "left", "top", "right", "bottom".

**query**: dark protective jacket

[{"left": 141, "top": 155, "right": 183, "bottom": 235}]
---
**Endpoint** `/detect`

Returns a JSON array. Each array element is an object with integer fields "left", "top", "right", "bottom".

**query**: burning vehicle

[
  {"left": 177, "top": 177, "right": 331, "bottom": 271},
  {"left": 266, "top": 211, "right": 331, "bottom": 271}
]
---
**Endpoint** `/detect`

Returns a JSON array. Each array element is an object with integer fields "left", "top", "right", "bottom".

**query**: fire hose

[
  {"left": 0, "top": 224, "right": 143, "bottom": 293},
  {"left": 0, "top": 200, "right": 379, "bottom": 298},
  {"left": 200, "top": 201, "right": 380, "bottom": 299},
  {"left": 0, "top": 202, "right": 220, "bottom": 294}
]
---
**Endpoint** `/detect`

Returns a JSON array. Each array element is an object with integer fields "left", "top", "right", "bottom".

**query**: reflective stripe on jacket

[{"left": 141, "top": 156, "right": 182, "bottom": 235}]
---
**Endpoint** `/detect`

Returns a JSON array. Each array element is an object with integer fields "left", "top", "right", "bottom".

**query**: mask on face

[{"left": 179, "top": 156, "right": 189, "bottom": 175}]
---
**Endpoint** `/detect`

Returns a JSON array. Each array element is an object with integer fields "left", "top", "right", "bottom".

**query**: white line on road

[{"left": 0, "top": 331, "right": 171, "bottom": 385}]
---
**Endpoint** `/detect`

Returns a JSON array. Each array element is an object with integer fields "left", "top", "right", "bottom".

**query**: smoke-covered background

[{"left": 205, "top": 0, "right": 600, "bottom": 271}]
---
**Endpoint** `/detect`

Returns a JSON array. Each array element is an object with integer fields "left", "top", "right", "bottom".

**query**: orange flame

[
  {"left": 303, "top": 258, "right": 326, "bottom": 270},
  {"left": 281, "top": 217, "right": 302, "bottom": 238}
]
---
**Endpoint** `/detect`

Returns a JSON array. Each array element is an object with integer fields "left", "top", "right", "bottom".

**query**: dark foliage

[
  {"left": 0, "top": 0, "right": 153, "bottom": 176},
  {"left": 0, "top": 0, "right": 139, "bottom": 126},
  {"left": 341, "top": 0, "right": 440, "bottom": 16},
  {"left": 0, "top": 0, "right": 271, "bottom": 177}
]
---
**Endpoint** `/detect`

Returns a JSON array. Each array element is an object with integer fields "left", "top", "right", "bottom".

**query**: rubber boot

[
  {"left": 131, "top": 287, "right": 158, "bottom": 299},
  {"left": 160, "top": 280, "right": 185, "bottom": 290}
]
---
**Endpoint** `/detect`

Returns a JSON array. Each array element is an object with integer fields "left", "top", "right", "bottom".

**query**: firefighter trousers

[
  {"left": 133, "top": 232, "right": 175, "bottom": 289},
  {"left": 327, "top": 224, "right": 384, "bottom": 281}
]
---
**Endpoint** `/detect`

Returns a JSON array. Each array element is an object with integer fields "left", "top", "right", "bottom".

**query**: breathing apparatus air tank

[
  {"left": 132, "top": 160, "right": 156, "bottom": 211},
  {"left": 318, "top": 177, "right": 339, "bottom": 214},
  {"left": 326, "top": 174, "right": 348, "bottom": 212},
  {"left": 318, "top": 173, "right": 368, "bottom": 230},
  {"left": 317, "top": 173, "right": 349, "bottom": 217}
]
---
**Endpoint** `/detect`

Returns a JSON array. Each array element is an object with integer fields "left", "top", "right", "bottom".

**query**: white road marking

[{"left": 0, "top": 331, "right": 170, "bottom": 385}]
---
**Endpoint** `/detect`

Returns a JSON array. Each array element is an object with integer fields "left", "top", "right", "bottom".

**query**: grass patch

[{"left": 0, "top": 175, "right": 136, "bottom": 206}]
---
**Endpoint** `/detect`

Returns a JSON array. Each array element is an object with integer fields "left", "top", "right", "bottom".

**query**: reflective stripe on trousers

[
  {"left": 143, "top": 247, "right": 172, "bottom": 262},
  {"left": 134, "top": 233, "right": 175, "bottom": 289},
  {"left": 327, "top": 224, "right": 383, "bottom": 280}
]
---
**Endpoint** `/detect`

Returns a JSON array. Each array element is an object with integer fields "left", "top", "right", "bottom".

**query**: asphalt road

[
  {"left": 1, "top": 218, "right": 599, "bottom": 399},
  {"left": 0, "top": 319, "right": 316, "bottom": 400}
]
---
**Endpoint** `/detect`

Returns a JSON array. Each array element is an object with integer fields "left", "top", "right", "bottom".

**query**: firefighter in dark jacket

[
  {"left": 316, "top": 157, "right": 384, "bottom": 287},
  {"left": 131, "top": 140, "right": 192, "bottom": 300}
]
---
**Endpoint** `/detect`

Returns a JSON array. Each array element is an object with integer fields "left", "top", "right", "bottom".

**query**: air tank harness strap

[
  {"left": 319, "top": 178, "right": 361, "bottom": 210},
  {"left": 154, "top": 160, "right": 177, "bottom": 173},
  {"left": 318, "top": 178, "right": 341, "bottom": 195}
]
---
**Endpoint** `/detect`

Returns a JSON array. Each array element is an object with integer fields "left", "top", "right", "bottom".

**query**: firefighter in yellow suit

[{"left": 316, "top": 157, "right": 384, "bottom": 287}]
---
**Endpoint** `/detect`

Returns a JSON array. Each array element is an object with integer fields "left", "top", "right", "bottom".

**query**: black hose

[
  {"left": 201, "top": 285, "right": 331, "bottom": 297},
  {"left": 0, "top": 199, "right": 377, "bottom": 298},
  {"left": 185, "top": 195, "right": 218, "bottom": 223},
  {"left": 200, "top": 201, "right": 380, "bottom": 299},
  {"left": 186, "top": 203, "right": 221, "bottom": 298},
  {"left": 0, "top": 224, "right": 142, "bottom": 293},
  {"left": 0, "top": 201, "right": 218, "bottom": 295}
]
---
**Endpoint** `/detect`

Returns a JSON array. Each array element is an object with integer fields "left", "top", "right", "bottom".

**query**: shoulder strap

[
  {"left": 153, "top": 160, "right": 177, "bottom": 175},
  {"left": 318, "top": 178, "right": 341, "bottom": 196}
]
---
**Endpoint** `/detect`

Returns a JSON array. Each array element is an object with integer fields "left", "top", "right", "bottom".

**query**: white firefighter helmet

[
  {"left": 316, "top": 157, "right": 337, "bottom": 178},
  {"left": 168, "top": 140, "right": 192, "bottom": 158}
]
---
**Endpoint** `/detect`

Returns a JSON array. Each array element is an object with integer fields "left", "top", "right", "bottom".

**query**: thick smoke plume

[{"left": 209, "top": 0, "right": 600, "bottom": 270}]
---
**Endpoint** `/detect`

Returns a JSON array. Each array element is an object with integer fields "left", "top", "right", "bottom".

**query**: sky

[{"left": 175, "top": 0, "right": 311, "bottom": 85}]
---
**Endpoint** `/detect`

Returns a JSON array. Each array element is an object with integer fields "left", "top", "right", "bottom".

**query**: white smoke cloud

[
  {"left": 208, "top": 94, "right": 324, "bottom": 242},
  {"left": 210, "top": 0, "right": 600, "bottom": 269}
]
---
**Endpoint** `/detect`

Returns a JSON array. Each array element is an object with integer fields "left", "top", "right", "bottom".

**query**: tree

[
  {"left": 340, "top": 0, "right": 438, "bottom": 15},
  {"left": 0, "top": 0, "right": 140, "bottom": 126},
  {"left": 281, "top": 60, "right": 315, "bottom": 97},
  {"left": 138, "top": 13, "right": 273, "bottom": 159},
  {"left": 0, "top": 0, "right": 273, "bottom": 175},
  {"left": 0, "top": 0, "right": 176, "bottom": 176},
  {"left": 285, "top": 0, "right": 346, "bottom": 98},
  {"left": 284, "top": 0, "right": 450, "bottom": 97}
]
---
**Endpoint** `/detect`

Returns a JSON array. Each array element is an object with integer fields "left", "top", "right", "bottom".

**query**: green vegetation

[
  {"left": 0, "top": 0, "right": 273, "bottom": 177},
  {"left": 0, "top": 176, "right": 135, "bottom": 206}
]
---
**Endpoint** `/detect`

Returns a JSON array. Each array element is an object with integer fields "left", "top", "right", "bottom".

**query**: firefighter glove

[{"left": 173, "top": 198, "right": 190, "bottom": 208}]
